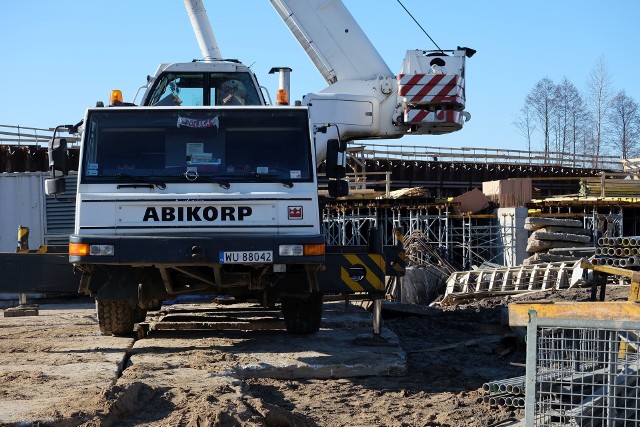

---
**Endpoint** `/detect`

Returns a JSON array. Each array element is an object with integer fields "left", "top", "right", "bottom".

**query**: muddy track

[{"left": 5, "top": 288, "right": 628, "bottom": 426}]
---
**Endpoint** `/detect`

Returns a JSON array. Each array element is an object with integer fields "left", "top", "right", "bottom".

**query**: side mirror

[
  {"left": 45, "top": 177, "right": 66, "bottom": 195},
  {"left": 48, "top": 137, "right": 69, "bottom": 178},
  {"left": 326, "top": 139, "right": 348, "bottom": 198},
  {"left": 325, "top": 139, "right": 346, "bottom": 179},
  {"left": 45, "top": 137, "right": 69, "bottom": 196}
]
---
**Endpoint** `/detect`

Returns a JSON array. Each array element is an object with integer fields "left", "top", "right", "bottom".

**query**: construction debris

[
  {"left": 396, "top": 266, "right": 448, "bottom": 305},
  {"left": 483, "top": 178, "right": 532, "bottom": 208},
  {"left": 524, "top": 217, "right": 583, "bottom": 231},
  {"left": 440, "top": 260, "right": 586, "bottom": 305},
  {"left": 3, "top": 304, "right": 39, "bottom": 317},
  {"left": 451, "top": 188, "right": 491, "bottom": 214},
  {"left": 524, "top": 217, "right": 594, "bottom": 267},
  {"left": 386, "top": 186, "right": 430, "bottom": 199}
]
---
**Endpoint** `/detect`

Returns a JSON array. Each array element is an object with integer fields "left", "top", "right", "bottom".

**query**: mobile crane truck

[{"left": 45, "top": 0, "right": 473, "bottom": 336}]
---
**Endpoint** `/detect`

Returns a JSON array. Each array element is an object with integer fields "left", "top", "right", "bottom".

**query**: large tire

[
  {"left": 96, "top": 299, "right": 135, "bottom": 336},
  {"left": 281, "top": 292, "right": 323, "bottom": 334}
]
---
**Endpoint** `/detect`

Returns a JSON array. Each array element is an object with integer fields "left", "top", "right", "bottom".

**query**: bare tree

[
  {"left": 585, "top": 55, "right": 614, "bottom": 161},
  {"left": 513, "top": 104, "right": 536, "bottom": 152},
  {"left": 607, "top": 90, "right": 640, "bottom": 159},
  {"left": 555, "top": 78, "right": 582, "bottom": 158},
  {"left": 569, "top": 90, "right": 589, "bottom": 161},
  {"left": 525, "top": 77, "right": 557, "bottom": 155}
]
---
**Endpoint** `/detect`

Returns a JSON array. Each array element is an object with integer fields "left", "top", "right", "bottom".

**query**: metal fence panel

[{"left": 525, "top": 312, "right": 640, "bottom": 426}]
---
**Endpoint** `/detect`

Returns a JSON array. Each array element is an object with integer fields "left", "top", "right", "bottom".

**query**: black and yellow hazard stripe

[
  {"left": 390, "top": 249, "right": 406, "bottom": 276},
  {"left": 317, "top": 252, "right": 387, "bottom": 293},
  {"left": 17, "top": 225, "right": 29, "bottom": 253},
  {"left": 339, "top": 253, "right": 386, "bottom": 292},
  {"left": 390, "top": 228, "right": 406, "bottom": 276}
]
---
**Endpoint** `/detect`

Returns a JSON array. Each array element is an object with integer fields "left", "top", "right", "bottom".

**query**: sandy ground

[{"left": 0, "top": 284, "right": 631, "bottom": 427}]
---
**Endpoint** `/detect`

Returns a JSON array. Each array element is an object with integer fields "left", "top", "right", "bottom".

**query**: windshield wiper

[
  {"left": 114, "top": 173, "right": 166, "bottom": 190},
  {"left": 181, "top": 173, "right": 231, "bottom": 189},
  {"left": 242, "top": 172, "right": 294, "bottom": 188}
]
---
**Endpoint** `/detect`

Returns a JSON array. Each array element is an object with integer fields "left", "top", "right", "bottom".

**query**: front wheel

[
  {"left": 281, "top": 292, "right": 323, "bottom": 334},
  {"left": 96, "top": 299, "right": 135, "bottom": 336}
]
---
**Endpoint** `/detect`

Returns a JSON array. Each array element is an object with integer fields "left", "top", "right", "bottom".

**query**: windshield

[
  {"left": 146, "top": 72, "right": 263, "bottom": 107},
  {"left": 81, "top": 108, "right": 313, "bottom": 185}
]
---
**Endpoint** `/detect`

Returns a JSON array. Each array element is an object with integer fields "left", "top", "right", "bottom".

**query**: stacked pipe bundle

[
  {"left": 594, "top": 236, "right": 640, "bottom": 268},
  {"left": 524, "top": 217, "right": 592, "bottom": 264},
  {"left": 482, "top": 376, "right": 525, "bottom": 408}
]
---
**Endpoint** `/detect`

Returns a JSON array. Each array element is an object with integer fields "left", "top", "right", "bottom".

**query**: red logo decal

[{"left": 288, "top": 206, "right": 303, "bottom": 219}]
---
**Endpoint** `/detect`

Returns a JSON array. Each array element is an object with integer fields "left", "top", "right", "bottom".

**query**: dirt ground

[{"left": 0, "top": 284, "right": 631, "bottom": 427}]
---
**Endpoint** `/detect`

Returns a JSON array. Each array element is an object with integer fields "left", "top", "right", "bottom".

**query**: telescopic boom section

[
  {"left": 270, "top": 0, "right": 394, "bottom": 84},
  {"left": 183, "top": 0, "right": 222, "bottom": 61}
]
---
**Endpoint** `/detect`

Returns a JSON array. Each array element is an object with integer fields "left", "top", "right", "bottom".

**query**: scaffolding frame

[
  {"left": 322, "top": 201, "right": 629, "bottom": 271},
  {"left": 322, "top": 203, "right": 513, "bottom": 268}
]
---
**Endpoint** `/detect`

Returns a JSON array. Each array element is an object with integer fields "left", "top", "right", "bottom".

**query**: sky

[{"left": 1, "top": 1, "right": 638, "bottom": 153}]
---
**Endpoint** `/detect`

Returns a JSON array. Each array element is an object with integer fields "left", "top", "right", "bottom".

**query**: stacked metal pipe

[
  {"left": 481, "top": 376, "right": 525, "bottom": 408},
  {"left": 594, "top": 236, "right": 640, "bottom": 268}
]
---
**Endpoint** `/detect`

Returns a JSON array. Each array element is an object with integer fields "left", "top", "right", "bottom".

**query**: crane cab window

[{"left": 147, "top": 72, "right": 263, "bottom": 106}]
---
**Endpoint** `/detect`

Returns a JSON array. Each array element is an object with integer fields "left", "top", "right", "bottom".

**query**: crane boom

[
  {"left": 269, "top": 0, "right": 393, "bottom": 84},
  {"left": 183, "top": 0, "right": 223, "bottom": 61}
]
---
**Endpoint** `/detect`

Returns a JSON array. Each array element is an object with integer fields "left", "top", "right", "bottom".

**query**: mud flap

[{"left": 96, "top": 267, "right": 139, "bottom": 308}]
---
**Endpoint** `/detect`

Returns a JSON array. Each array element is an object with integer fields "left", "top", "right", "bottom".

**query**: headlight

[
  {"left": 279, "top": 244, "right": 304, "bottom": 256},
  {"left": 90, "top": 244, "right": 115, "bottom": 256},
  {"left": 278, "top": 244, "right": 325, "bottom": 256},
  {"left": 70, "top": 243, "right": 115, "bottom": 256}
]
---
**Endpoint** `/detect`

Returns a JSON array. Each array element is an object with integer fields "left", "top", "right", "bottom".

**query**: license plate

[{"left": 219, "top": 251, "right": 273, "bottom": 264}]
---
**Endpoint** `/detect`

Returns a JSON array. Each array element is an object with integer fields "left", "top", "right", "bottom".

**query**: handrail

[
  {"left": 318, "top": 171, "right": 392, "bottom": 197},
  {"left": 348, "top": 142, "right": 623, "bottom": 171},
  {"left": 0, "top": 124, "right": 80, "bottom": 146}
]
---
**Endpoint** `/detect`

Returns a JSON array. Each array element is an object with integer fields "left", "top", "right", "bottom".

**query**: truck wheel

[
  {"left": 96, "top": 299, "right": 135, "bottom": 336},
  {"left": 281, "top": 292, "right": 323, "bottom": 334}
]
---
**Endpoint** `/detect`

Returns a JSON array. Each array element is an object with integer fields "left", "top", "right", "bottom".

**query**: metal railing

[
  {"left": 2, "top": 124, "right": 623, "bottom": 170},
  {"left": 525, "top": 312, "right": 640, "bottom": 426},
  {"left": 348, "top": 142, "right": 623, "bottom": 171},
  {"left": 0, "top": 124, "right": 80, "bottom": 146},
  {"left": 318, "top": 172, "right": 392, "bottom": 197}
]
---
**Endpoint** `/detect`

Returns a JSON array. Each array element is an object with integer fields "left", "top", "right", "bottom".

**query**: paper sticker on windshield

[
  {"left": 256, "top": 166, "right": 269, "bottom": 174},
  {"left": 290, "top": 170, "right": 301, "bottom": 179},
  {"left": 86, "top": 169, "right": 98, "bottom": 176},
  {"left": 87, "top": 163, "right": 99, "bottom": 170},
  {"left": 177, "top": 115, "right": 219, "bottom": 129}
]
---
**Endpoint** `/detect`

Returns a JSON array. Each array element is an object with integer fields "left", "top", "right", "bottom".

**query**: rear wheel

[
  {"left": 96, "top": 299, "right": 135, "bottom": 336},
  {"left": 281, "top": 292, "right": 323, "bottom": 334}
]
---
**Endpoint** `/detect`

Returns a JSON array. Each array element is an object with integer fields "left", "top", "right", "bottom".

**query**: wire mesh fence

[{"left": 525, "top": 313, "right": 640, "bottom": 426}]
